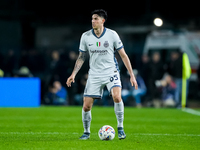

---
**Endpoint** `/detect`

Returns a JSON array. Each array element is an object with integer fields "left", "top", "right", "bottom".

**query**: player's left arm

[{"left": 118, "top": 48, "right": 138, "bottom": 90}]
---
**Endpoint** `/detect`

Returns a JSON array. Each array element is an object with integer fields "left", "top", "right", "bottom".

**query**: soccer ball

[{"left": 98, "top": 125, "right": 115, "bottom": 140}]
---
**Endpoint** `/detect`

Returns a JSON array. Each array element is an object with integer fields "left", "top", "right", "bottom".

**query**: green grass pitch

[{"left": 0, "top": 106, "right": 200, "bottom": 150}]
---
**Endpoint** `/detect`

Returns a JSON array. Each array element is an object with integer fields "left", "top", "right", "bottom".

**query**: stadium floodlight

[{"left": 154, "top": 18, "right": 163, "bottom": 27}]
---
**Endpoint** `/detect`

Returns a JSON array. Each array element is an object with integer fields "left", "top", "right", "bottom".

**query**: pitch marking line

[
  {"left": 0, "top": 132, "right": 200, "bottom": 137},
  {"left": 132, "top": 133, "right": 200, "bottom": 137},
  {"left": 182, "top": 108, "right": 200, "bottom": 116}
]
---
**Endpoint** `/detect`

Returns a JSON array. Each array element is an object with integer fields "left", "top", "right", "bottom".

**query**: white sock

[
  {"left": 82, "top": 109, "right": 91, "bottom": 133},
  {"left": 114, "top": 100, "right": 124, "bottom": 128}
]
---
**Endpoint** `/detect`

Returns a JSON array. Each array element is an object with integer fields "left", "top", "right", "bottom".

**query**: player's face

[{"left": 92, "top": 14, "right": 105, "bottom": 29}]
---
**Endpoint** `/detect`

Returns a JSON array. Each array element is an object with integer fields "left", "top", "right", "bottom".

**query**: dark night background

[{"left": 0, "top": 0, "right": 200, "bottom": 48}]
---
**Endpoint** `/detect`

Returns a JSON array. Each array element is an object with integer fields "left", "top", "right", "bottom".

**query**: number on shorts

[{"left": 110, "top": 74, "right": 118, "bottom": 82}]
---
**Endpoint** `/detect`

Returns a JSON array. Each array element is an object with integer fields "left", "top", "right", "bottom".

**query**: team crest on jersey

[{"left": 104, "top": 41, "right": 109, "bottom": 48}]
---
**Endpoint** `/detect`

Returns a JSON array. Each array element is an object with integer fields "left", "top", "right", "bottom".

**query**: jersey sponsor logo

[
  {"left": 96, "top": 42, "right": 101, "bottom": 47},
  {"left": 89, "top": 44, "right": 93, "bottom": 46},
  {"left": 90, "top": 49, "right": 108, "bottom": 55},
  {"left": 104, "top": 41, "right": 109, "bottom": 48}
]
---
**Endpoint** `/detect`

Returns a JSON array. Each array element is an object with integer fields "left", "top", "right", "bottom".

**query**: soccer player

[{"left": 66, "top": 9, "right": 138, "bottom": 140}]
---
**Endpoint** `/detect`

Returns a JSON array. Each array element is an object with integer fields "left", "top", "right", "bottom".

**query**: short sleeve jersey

[{"left": 79, "top": 28, "right": 123, "bottom": 76}]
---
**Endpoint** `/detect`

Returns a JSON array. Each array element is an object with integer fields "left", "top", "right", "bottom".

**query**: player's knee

[
  {"left": 83, "top": 105, "right": 92, "bottom": 112},
  {"left": 83, "top": 97, "right": 94, "bottom": 111},
  {"left": 112, "top": 94, "right": 122, "bottom": 103}
]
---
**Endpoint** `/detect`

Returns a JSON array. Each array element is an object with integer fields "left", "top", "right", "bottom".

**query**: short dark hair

[{"left": 91, "top": 9, "right": 107, "bottom": 21}]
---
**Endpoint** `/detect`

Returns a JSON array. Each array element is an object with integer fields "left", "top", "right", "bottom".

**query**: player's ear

[{"left": 102, "top": 18, "right": 105, "bottom": 24}]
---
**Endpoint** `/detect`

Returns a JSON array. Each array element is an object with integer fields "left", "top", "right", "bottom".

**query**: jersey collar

[{"left": 92, "top": 27, "right": 106, "bottom": 39}]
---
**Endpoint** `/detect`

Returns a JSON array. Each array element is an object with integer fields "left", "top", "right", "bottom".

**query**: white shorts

[{"left": 84, "top": 72, "right": 122, "bottom": 99}]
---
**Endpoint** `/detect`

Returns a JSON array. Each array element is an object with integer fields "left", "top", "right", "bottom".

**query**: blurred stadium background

[{"left": 0, "top": 0, "right": 200, "bottom": 107}]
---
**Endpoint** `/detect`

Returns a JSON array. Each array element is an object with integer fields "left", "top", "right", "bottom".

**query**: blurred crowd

[
  {"left": 0, "top": 49, "right": 88, "bottom": 105},
  {"left": 0, "top": 48, "right": 200, "bottom": 108}
]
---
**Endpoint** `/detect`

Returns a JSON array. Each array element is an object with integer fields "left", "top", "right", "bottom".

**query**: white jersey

[{"left": 79, "top": 28, "right": 123, "bottom": 76}]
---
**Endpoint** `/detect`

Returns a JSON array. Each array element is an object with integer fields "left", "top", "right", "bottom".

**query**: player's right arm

[{"left": 66, "top": 51, "right": 86, "bottom": 87}]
